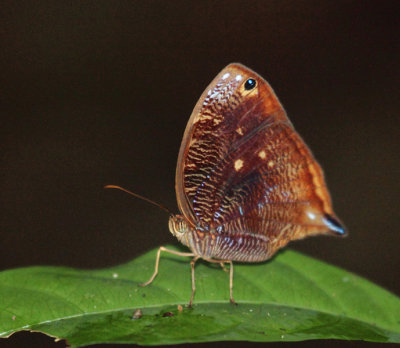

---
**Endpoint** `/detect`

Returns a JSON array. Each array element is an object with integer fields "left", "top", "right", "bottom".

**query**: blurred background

[{"left": 1, "top": 1, "right": 398, "bottom": 347}]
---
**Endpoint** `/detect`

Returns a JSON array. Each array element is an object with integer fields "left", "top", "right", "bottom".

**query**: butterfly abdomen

[{"left": 184, "top": 228, "right": 271, "bottom": 262}]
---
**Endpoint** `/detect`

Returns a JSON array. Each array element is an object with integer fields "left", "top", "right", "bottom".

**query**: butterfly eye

[{"left": 244, "top": 78, "right": 257, "bottom": 90}]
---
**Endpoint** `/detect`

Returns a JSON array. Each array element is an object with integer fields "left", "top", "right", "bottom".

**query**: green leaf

[{"left": 1, "top": 246, "right": 399, "bottom": 347}]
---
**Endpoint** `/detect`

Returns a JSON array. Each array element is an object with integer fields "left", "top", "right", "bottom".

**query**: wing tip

[{"left": 323, "top": 214, "right": 348, "bottom": 237}]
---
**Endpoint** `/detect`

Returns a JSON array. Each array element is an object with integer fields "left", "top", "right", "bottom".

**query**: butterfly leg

[
  {"left": 189, "top": 256, "right": 200, "bottom": 308},
  {"left": 227, "top": 260, "right": 237, "bottom": 305},
  {"left": 204, "top": 258, "right": 237, "bottom": 305},
  {"left": 140, "top": 246, "right": 194, "bottom": 287},
  {"left": 219, "top": 262, "right": 229, "bottom": 272}
]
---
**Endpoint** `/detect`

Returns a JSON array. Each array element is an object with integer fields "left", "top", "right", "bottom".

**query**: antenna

[{"left": 104, "top": 185, "right": 172, "bottom": 215}]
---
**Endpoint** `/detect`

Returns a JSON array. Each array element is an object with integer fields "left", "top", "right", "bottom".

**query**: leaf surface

[{"left": 1, "top": 246, "right": 399, "bottom": 346}]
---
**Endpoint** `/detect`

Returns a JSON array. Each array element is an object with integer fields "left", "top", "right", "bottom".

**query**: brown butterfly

[{"left": 108, "top": 63, "right": 346, "bottom": 307}]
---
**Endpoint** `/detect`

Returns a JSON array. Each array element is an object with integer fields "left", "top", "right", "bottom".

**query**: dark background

[{"left": 1, "top": 1, "right": 399, "bottom": 347}]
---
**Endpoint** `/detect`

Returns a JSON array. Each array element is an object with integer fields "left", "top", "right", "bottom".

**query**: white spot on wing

[
  {"left": 222, "top": 73, "right": 230, "bottom": 80},
  {"left": 236, "top": 127, "right": 243, "bottom": 135},
  {"left": 234, "top": 159, "right": 244, "bottom": 171},
  {"left": 307, "top": 211, "right": 316, "bottom": 220}
]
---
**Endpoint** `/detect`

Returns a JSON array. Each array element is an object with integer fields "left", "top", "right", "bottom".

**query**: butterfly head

[{"left": 168, "top": 214, "right": 191, "bottom": 243}]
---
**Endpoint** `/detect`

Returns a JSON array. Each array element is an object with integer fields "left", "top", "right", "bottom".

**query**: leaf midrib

[{"left": 1, "top": 297, "right": 397, "bottom": 340}]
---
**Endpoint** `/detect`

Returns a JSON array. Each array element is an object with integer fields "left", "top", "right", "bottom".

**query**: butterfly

[{"left": 109, "top": 63, "right": 346, "bottom": 307}]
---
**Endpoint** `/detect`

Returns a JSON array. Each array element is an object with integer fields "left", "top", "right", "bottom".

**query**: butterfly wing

[{"left": 176, "top": 63, "right": 345, "bottom": 251}]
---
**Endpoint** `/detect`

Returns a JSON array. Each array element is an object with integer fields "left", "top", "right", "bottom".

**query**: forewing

[{"left": 176, "top": 63, "right": 344, "bottom": 241}]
